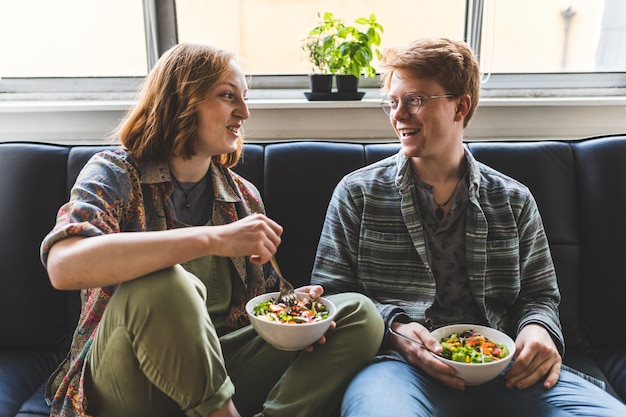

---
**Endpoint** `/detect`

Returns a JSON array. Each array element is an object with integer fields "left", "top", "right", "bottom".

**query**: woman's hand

[
  {"left": 295, "top": 284, "right": 324, "bottom": 300},
  {"left": 293, "top": 284, "right": 336, "bottom": 352},
  {"left": 389, "top": 322, "right": 466, "bottom": 390},
  {"left": 505, "top": 323, "right": 561, "bottom": 390},
  {"left": 215, "top": 213, "right": 283, "bottom": 264}
]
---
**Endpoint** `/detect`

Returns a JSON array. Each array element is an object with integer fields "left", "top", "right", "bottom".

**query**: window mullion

[
  {"left": 464, "top": 0, "right": 484, "bottom": 60},
  {"left": 143, "top": 0, "right": 178, "bottom": 70}
]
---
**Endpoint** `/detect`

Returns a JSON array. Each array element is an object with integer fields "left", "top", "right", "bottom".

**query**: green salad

[
  {"left": 252, "top": 296, "right": 329, "bottom": 324},
  {"left": 439, "top": 329, "right": 509, "bottom": 363}
]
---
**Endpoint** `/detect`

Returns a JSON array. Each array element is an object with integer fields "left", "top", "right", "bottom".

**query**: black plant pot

[
  {"left": 308, "top": 74, "right": 333, "bottom": 93},
  {"left": 336, "top": 74, "right": 359, "bottom": 93}
]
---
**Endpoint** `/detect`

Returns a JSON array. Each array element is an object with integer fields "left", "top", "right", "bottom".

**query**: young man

[{"left": 311, "top": 37, "right": 626, "bottom": 416}]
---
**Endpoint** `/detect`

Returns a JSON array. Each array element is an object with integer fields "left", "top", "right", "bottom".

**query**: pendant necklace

[
  {"left": 170, "top": 172, "right": 206, "bottom": 209},
  {"left": 433, "top": 174, "right": 465, "bottom": 220}
]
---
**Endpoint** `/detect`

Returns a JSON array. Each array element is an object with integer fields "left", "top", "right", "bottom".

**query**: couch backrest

[
  {"left": 0, "top": 144, "right": 76, "bottom": 350},
  {"left": 573, "top": 137, "right": 626, "bottom": 350},
  {"left": 2, "top": 135, "right": 625, "bottom": 355},
  {"left": 467, "top": 141, "right": 584, "bottom": 350}
]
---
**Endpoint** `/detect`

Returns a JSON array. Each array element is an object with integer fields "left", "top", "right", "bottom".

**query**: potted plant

[
  {"left": 329, "top": 13, "right": 384, "bottom": 93},
  {"left": 301, "top": 12, "right": 340, "bottom": 93},
  {"left": 302, "top": 12, "right": 384, "bottom": 99}
]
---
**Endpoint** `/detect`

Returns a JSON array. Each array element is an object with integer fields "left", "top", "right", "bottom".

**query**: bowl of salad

[
  {"left": 246, "top": 291, "right": 336, "bottom": 351},
  {"left": 430, "top": 324, "right": 515, "bottom": 385}
]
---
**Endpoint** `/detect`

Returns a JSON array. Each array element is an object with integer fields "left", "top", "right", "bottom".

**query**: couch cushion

[
  {"left": 0, "top": 143, "right": 76, "bottom": 351},
  {"left": 574, "top": 135, "right": 626, "bottom": 348},
  {"left": 263, "top": 142, "right": 367, "bottom": 288},
  {"left": 467, "top": 141, "right": 585, "bottom": 352},
  {"left": 594, "top": 349, "right": 626, "bottom": 402},
  {"left": 233, "top": 144, "right": 265, "bottom": 196},
  {"left": 0, "top": 350, "right": 63, "bottom": 417},
  {"left": 14, "top": 382, "right": 50, "bottom": 417}
]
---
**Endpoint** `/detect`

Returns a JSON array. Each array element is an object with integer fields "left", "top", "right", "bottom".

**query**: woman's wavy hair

[
  {"left": 112, "top": 43, "right": 243, "bottom": 168},
  {"left": 379, "top": 38, "right": 480, "bottom": 128}
]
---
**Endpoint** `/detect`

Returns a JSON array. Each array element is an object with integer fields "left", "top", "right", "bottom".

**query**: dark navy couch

[{"left": 1, "top": 135, "right": 625, "bottom": 416}]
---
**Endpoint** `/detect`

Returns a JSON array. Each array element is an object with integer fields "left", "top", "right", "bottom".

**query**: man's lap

[{"left": 341, "top": 359, "right": 626, "bottom": 417}]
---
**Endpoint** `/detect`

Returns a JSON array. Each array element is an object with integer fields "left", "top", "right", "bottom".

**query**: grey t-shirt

[{"left": 168, "top": 172, "right": 213, "bottom": 226}]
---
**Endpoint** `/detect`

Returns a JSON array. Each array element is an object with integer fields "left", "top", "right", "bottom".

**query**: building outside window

[{"left": 1, "top": 0, "right": 625, "bottom": 84}]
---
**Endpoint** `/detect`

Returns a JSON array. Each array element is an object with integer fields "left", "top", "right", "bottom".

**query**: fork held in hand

[{"left": 269, "top": 256, "right": 298, "bottom": 304}]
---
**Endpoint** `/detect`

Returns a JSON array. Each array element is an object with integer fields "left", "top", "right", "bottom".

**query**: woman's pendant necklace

[
  {"left": 170, "top": 173, "right": 206, "bottom": 209},
  {"left": 433, "top": 174, "right": 465, "bottom": 220}
]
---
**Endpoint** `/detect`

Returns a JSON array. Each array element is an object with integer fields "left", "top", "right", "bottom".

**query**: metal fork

[
  {"left": 389, "top": 327, "right": 432, "bottom": 352},
  {"left": 269, "top": 256, "right": 298, "bottom": 304}
]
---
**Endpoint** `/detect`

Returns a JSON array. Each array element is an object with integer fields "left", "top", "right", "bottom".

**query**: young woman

[{"left": 41, "top": 43, "right": 383, "bottom": 417}]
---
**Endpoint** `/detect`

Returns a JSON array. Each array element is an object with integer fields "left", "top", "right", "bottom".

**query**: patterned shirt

[
  {"left": 311, "top": 147, "right": 564, "bottom": 352},
  {"left": 40, "top": 149, "right": 272, "bottom": 417}
]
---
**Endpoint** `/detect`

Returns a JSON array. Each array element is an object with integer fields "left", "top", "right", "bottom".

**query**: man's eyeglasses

[{"left": 381, "top": 93, "right": 455, "bottom": 116}]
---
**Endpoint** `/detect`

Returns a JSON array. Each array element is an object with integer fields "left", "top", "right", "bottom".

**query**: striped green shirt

[{"left": 312, "top": 147, "right": 564, "bottom": 353}]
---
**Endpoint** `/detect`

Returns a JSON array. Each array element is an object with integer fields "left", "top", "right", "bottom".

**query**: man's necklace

[
  {"left": 170, "top": 172, "right": 207, "bottom": 209},
  {"left": 433, "top": 174, "right": 465, "bottom": 220}
]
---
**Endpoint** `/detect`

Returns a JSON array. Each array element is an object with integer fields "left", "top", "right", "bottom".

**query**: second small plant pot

[
  {"left": 335, "top": 74, "right": 360, "bottom": 93},
  {"left": 308, "top": 74, "right": 333, "bottom": 93}
]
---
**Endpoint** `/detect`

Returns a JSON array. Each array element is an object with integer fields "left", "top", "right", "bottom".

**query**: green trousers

[{"left": 86, "top": 265, "right": 383, "bottom": 417}]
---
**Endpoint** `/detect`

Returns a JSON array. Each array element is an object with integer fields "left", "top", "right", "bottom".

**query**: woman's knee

[
  {"left": 329, "top": 293, "right": 384, "bottom": 354},
  {"left": 106, "top": 265, "right": 210, "bottom": 337}
]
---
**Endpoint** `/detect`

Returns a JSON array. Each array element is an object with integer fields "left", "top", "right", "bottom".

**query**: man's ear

[{"left": 454, "top": 94, "right": 472, "bottom": 121}]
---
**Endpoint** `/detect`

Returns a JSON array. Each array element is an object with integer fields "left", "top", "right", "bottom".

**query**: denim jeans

[
  {"left": 86, "top": 265, "right": 384, "bottom": 417},
  {"left": 341, "top": 358, "right": 626, "bottom": 417}
]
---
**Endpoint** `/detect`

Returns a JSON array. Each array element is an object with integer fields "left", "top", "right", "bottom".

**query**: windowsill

[
  {"left": 2, "top": 88, "right": 626, "bottom": 108},
  {"left": 1, "top": 88, "right": 625, "bottom": 144}
]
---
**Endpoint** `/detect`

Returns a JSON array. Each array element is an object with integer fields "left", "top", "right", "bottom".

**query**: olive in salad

[
  {"left": 252, "top": 296, "right": 329, "bottom": 324},
  {"left": 439, "top": 329, "right": 509, "bottom": 363}
]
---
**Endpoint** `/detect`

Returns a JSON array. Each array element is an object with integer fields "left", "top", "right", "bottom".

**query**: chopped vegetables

[
  {"left": 439, "top": 329, "right": 509, "bottom": 363},
  {"left": 252, "top": 296, "right": 329, "bottom": 324}
]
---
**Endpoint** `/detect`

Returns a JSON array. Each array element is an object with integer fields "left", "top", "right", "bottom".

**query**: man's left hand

[{"left": 505, "top": 323, "right": 561, "bottom": 390}]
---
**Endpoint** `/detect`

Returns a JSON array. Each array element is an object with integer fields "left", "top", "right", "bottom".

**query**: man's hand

[
  {"left": 389, "top": 322, "right": 466, "bottom": 390},
  {"left": 505, "top": 323, "right": 561, "bottom": 390}
]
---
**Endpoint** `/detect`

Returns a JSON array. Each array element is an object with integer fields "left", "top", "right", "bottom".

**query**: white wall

[{"left": 1, "top": 94, "right": 625, "bottom": 144}]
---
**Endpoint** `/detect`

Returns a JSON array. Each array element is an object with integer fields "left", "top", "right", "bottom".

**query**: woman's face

[{"left": 195, "top": 61, "right": 250, "bottom": 158}]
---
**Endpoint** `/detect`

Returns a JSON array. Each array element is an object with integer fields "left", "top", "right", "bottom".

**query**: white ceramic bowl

[
  {"left": 246, "top": 291, "right": 336, "bottom": 351},
  {"left": 430, "top": 324, "right": 515, "bottom": 385}
]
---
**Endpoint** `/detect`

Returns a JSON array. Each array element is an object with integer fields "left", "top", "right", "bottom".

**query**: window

[
  {"left": 478, "top": 0, "right": 626, "bottom": 74},
  {"left": 1, "top": 0, "right": 625, "bottom": 93},
  {"left": 1, "top": 0, "right": 147, "bottom": 77},
  {"left": 176, "top": 0, "right": 465, "bottom": 75}
]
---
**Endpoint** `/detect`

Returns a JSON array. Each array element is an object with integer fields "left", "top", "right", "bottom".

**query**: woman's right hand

[
  {"left": 209, "top": 213, "right": 283, "bottom": 264},
  {"left": 389, "top": 321, "right": 466, "bottom": 390}
]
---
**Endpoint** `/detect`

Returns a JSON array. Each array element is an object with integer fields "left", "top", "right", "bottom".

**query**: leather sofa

[{"left": 1, "top": 134, "right": 625, "bottom": 416}]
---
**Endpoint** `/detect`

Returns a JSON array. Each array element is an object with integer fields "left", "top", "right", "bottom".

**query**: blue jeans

[{"left": 342, "top": 359, "right": 626, "bottom": 417}]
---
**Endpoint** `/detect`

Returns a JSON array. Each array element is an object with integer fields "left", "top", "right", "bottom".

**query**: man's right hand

[{"left": 389, "top": 321, "right": 466, "bottom": 390}]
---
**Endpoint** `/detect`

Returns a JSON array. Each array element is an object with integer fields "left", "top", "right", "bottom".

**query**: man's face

[{"left": 385, "top": 70, "right": 462, "bottom": 159}]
